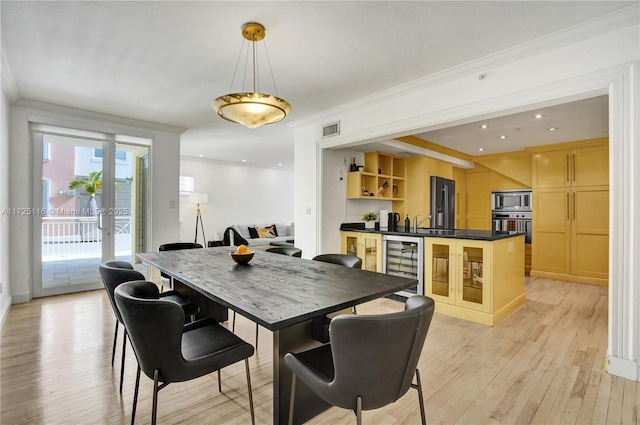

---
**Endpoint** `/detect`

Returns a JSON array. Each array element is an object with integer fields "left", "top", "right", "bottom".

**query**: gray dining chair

[
  {"left": 158, "top": 242, "right": 203, "bottom": 288},
  {"left": 285, "top": 295, "right": 435, "bottom": 425},
  {"left": 265, "top": 246, "right": 303, "bottom": 257},
  {"left": 115, "top": 280, "right": 255, "bottom": 425},
  {"left": 312, "top": 253, "right": 362, "bottom": 269},
  {"left": 312, "top": 253, "right": 363, "bottom": 313},
  {"left": 98, "top": 261, "right": 199, "bottom": 394}
]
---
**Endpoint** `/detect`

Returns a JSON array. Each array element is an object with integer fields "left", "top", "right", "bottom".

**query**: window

[{"left": 94, "top": 148, "right": 126, "bottom": 161}]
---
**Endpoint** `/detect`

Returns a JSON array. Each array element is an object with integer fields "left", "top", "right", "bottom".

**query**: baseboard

[
  {"left": 493, "top": 294, "right": 527, "bottom": 325},
  {"left": 11, "top": 292, "right": 31, "bottom": 304},
  {"left": 608, "top": 355, "right": 640, "bottom": 382},
  {"left": 0, "top": 295, "right": 11, "bottom": 329},
  {"left": 530, "top": 270, "right": 608, "bottom": 286}
]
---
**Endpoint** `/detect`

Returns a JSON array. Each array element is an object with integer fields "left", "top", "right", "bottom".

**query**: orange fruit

[{"left": 236, "top": 244, "right": 248, "bottom": 254}]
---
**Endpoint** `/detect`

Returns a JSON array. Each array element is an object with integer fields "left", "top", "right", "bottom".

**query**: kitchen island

[{"left": 341, "top": 227, "right": 525, "bottom": 325}]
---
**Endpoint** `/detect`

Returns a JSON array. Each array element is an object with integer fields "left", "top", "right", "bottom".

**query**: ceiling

[{"left": 1, "top": 1, "right": 632, "bottom": 167}]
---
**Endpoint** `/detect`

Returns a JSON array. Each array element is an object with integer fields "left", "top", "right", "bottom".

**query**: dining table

[{"left": 137, "top": 246, "right": 417, "bottom": 425}]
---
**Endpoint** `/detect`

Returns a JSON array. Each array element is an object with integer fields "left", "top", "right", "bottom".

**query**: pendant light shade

[
  {"left": 213, "top": 23, "right": 291, "bottom": 129},
  {"left": 214, "top": 92, "right": 291, "bottom": 129}
]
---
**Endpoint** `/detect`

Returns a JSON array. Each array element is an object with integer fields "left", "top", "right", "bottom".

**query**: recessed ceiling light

[
  {"left": 198, "top": 154, "right": 204, "bottom": 157},
  {"left": 499, "top": 135, "right": 507, "bottom": 139},
  {"left": 478, "top": 148, "right": 484, "bottom": 152},
  {"left": 242, "top": 159, "right": 247, "bottom": 162},
  {"left": 278, "top": 163, "right": 283, "bottom": 167},
  {"left": 480, "top": 124, "right": 489, "bottom": 129},
  {"left": 535, "top": 114, "right": 545, "bottom": 119},
  {"left": 548, "top": 127, "right": 557, "bottom": 131}
]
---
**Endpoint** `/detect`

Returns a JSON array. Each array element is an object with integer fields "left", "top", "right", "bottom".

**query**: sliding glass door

[{"left": 32, "top": 129, "right": 149, "bottom": 298}]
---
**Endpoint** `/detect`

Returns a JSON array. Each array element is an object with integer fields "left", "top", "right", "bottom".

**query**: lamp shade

[
  {"left": 188, "top": 192, "right": 208, "bottom": 204},
  {"left": 213, "top": 93, "right": 292, "bottom": 129}
]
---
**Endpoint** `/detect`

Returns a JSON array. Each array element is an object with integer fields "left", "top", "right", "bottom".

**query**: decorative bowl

[{"left": 230, "top": 251, "right": 254, "bottom": 265}]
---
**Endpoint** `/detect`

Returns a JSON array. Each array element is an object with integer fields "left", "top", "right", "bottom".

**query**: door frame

[{"left": 30, "top": 125, "right": 150, "bottom": 298}]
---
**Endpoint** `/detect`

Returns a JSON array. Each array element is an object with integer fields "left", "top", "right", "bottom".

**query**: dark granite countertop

[{"left": 340, "top": 223, "right": 525, "bottom": 241}]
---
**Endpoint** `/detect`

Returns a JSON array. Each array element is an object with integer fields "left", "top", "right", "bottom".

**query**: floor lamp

[{"left": 188, "top": 192, "right": 208, "bottom": 246}]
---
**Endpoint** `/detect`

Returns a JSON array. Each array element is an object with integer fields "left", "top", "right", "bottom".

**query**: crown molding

[
  {"left": 289, "top": 4, "right": 639, "bottom": 130},
  {"left": 1, "top": 50, "right": 20, "bottom": 103}
]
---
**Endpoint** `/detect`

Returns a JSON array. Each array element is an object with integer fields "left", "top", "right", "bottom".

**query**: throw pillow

[
  {"left": 248, "top": 227, "right": 259, "bottom": 239},
  {"left": 270, "top": 224, "right": 279, "bottom": 237},
  {"left": 256, "top": 226, "right": 276, "bottom": 238}
]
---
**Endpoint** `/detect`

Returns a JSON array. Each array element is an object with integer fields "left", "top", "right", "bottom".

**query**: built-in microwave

[{"left": 492, "top": 190, "right": 532, "bottom": 212}]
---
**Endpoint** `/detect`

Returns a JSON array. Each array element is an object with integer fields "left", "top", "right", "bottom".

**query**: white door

[{"left": 32, "top": 129, "right": 149, "bottom": 297}]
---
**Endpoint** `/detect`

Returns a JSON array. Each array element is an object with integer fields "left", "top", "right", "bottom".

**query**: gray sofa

[{"left": 232, "top": 223, "right": 294, "bottom": 247}]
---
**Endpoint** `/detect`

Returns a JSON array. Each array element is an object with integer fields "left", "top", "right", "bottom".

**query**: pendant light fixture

[{"left": 213, "top": 22, "right": 291, "bottom": 129}]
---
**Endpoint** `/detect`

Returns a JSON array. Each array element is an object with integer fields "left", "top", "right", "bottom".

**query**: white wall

[
  {"left": 178, "top": 157, "right": 294, "bottom": 245},
  {"left": 0, "top": 69, "right": 11, "bottom": 323},
  {"left": 7, "top": 100, "right": 184, "bottom": 303},
  {"left": 293, "top": 20, "right": 640, "bottom": 381}
]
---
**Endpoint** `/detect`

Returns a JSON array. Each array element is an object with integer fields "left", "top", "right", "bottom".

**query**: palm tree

[{"left": 68, "top": 171, "right": 118, "bottom": 216}]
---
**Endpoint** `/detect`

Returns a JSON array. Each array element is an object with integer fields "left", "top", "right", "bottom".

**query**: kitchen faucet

[{"left": 413, "top": 214, "right": 431, "bottom": 232}]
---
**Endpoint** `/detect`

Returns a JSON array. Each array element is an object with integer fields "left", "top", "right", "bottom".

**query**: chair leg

[
  {"left": 415, "top": 368, "right": 426, "bottom": 425},
  {"left": 217, "top": 369, "right": 222, "bottom": 392},
  {"left": 352, "top": 305, "right": 358, "bottom": 315},
  {"left": 131, "top": 365, "right": 141, "bottom": 425},
  {"left": 356, "top": 396, "right": 362, "bottom": 425},
  {"left": 232, "top": 311, "right": 236, "bottom": 332},
  {"left": 111, "top": 322, "right": 119, "bottom": 366},
  {"left": 288, "top": 374, "right": 296, "bottom": 425},
  {"left": 244, "top": 359, "right": 255, "bottom": 425},
  {"left": 255, "top": 324, "right": 259, "bottom": 348},
  {"left": 120, "top": 328, "right": 127, "bottom": 393},
  {"left": 151, "top": 369, "right": 160, "bottom": 425}
]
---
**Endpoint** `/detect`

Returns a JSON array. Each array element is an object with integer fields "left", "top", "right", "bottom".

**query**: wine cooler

[{"left": 382, "top": 235, "right": 424, "bottom": 297}]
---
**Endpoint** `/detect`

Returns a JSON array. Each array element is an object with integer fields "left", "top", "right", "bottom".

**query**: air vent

[{"left": 322, "top": 121, "right": 340, "bottom": 138}]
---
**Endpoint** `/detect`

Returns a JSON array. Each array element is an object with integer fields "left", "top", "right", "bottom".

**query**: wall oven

[
  {"left": 382, "top": 235, "right": 424, "bottom": 297},
  {"left": 491, "top": 190, "right": 532, "bottom": 243},
  {"left": 492, "top": 211, "right": 532, "bottom": 243},
  {"left": 492, "top": 190, "right": 532, "bottom": 212}
]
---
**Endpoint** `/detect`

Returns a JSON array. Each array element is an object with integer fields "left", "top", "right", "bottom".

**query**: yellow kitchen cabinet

[
  {"left": 425, "top": 235, "right": 526, "bottom": 326},
  {"left": 531, "top": 140, "right": 609, "bottom": 286},
  {"left": 532, "top": 140, "right": 609, "bottom": 189},
  {"left": 571, "top": 186, "right": 609, "bottom": 279},
  {"left": 346, "top": 152, "right": 405, "bottom": 200},
  {"left": 340, "top": 231, "right": 382, "bottom": 273},
  {"left": 532, "top": 188, "right": 571, "bottom": 274},
  {"left": 464, "top": 170, "right": 491, "bottom": 230}
]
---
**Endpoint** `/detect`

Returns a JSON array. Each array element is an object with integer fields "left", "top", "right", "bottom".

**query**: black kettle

[{"left": 388, "top": 212, "right": 400, "bottom": 231}]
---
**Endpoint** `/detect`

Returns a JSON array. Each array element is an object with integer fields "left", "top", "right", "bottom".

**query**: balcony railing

[{"left": 42, "top": 217, "right": 132, "bottom": 261}]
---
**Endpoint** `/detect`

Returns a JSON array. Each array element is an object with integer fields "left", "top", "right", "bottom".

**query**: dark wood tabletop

[{"left": 137, "top": 247, "right": 416, "bottom": 331}]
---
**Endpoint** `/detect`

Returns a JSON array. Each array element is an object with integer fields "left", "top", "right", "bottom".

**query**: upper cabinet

[
  {"left": 532, "top": 141, "right": 609, "bottom": 188},
  {"left": 347, "top": 152, "right": 405, "bottom": 200}
]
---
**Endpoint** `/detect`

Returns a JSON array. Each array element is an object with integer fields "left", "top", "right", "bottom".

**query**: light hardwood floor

[{"left": 1, "top": 277, "right": 638, "bottom": 424}]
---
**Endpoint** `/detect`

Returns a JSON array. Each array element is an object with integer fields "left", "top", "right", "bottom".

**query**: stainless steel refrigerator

[{"left": 430, "top": 176, "right": 456, "bottom": 229}]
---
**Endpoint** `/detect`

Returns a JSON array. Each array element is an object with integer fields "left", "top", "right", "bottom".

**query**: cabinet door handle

[
  {"left": 572, "top": 153, "right": 576, "bottom": 182},
  {"left": 458, "top": 253, "right": 463, "bottom": 293},
  {"left": 450, "top": 253, "right": 455, "bottom": 293},
  {"left": 566, "top": 193, "right": 570, "bottom": 220},
  {"left": 573, "top": 192, "right": 576, "bottom": 220},
  {"left": 566, "top": 154, "right": 570, "bottom": 182}
]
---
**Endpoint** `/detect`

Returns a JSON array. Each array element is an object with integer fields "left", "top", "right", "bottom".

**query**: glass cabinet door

[
  {"left": 459, "top": 244, "right": 486, "bottom": 310},
  {"left": 344, "top": 233, "right": 358, "bottom": 257},
  {"left": 430, "top": 243, "right": 451, "bottom": 298},
  {"left": 361, "top": 234, "right": 380, "bottom": 272}
]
